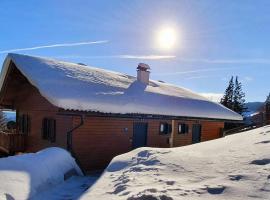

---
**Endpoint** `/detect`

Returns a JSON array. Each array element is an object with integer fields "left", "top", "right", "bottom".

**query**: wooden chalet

[{"left": 0, "top": 54, "right": 242, "bottom": 171}]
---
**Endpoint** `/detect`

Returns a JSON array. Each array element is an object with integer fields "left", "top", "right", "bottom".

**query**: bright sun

[{"left": 156, "top": 26, "right": 178, "bottom": 50}]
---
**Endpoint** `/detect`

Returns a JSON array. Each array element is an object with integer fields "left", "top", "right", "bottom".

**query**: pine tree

[
  {"left": 220, "top": 76, "right": 234, "bottom": 110},
  {"left": 233, "top": 76, "right": 247, "bottom": 115},
  {"left": 264, "top": 92, "right": 270, "bottom": 113},
  {"left": 265, "top": 93, "right": 270, "bottom": 105}
]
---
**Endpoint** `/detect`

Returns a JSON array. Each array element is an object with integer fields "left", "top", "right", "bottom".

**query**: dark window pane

[{"left": 178, "top": 123, "right": 189, "bottom": 134}]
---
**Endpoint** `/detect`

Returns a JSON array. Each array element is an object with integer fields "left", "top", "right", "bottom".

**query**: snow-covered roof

[{"left": 0, "top": 53, "right": 242, "bottom": 121}]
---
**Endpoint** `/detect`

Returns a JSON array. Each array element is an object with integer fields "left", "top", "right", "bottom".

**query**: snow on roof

[{"left": 0, "top": 53, "right": 242, "bottom": 121}]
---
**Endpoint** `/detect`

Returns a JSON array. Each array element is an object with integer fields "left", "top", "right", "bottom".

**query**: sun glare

[{"left": 155, "top": 26, "right": 178, "bottom": 51}]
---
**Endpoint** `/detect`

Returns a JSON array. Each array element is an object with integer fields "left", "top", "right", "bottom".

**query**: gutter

[
  {"left": 57, "top": 113, "right": 85, "bottom": 174},
  {"left": 58, "top": 109, "right": 243, "bottom": 123},
  {"left": 66, "top": 114, "right": 84, "bottom": 152}
]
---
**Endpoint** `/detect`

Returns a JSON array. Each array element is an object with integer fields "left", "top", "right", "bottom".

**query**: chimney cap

[{"left": 137, "top": 63, "right": 150, "bottom": 71}]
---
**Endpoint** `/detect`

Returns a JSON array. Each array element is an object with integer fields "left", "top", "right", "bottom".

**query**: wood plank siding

[{"left": 72, "top": 117, "right": 224, "bottom": 171}]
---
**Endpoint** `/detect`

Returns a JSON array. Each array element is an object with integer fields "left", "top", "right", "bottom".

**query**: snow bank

[
  {"left": 0, "top": 53, "right": 242, "bottom": 121},
  {"left": 81, "top": 126, "right": 270, "bottom": 200},
  {"left": 0, "top": 147, "right": 82, "bottom": 200}
]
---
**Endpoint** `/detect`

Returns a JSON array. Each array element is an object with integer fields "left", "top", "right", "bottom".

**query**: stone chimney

[{"left": 137, "top": 63, "right": 150, "bottom": 84}]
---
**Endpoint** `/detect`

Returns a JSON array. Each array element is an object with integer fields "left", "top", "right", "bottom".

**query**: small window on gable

[
  {"left": 18, "top": 114, "right": 30, "bottom": 135},
  {"left": 178, "top": 123, "right": 189, "bottom": 134},
  {"left": 160, "top": 122, "right": 172, "bottom": 135},
  {"left": 42, "top": 118, "right": 56, "bottom": 143}
]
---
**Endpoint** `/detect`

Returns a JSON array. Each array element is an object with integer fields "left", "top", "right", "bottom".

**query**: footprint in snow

[
  {"left": 202, "top": 185, "right": 226, "bottom": 195},
  {"left": 127, "top": 194, "right": 173, "bottom": 200},
  {"left": 228, "top": 175, "right": 244, "bottom": 181},
  {"left": 111, "top": 184, "right": 127, "bottom": 194},
  {"left": 137, "top": 150, "right": 152, "bottom": 158},
  {"left": 255, "top": 140, "right": 270, "bottom": 144},
  {"left": 250, "top": 159, "right": 270, "bottom": 165}
]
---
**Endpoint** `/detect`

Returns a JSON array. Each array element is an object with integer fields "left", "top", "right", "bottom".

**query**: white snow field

[
  {"left": 0, "top": 128, "right": 269, "bottom": 200},
  {"left": 81, "top": 126, "right": 270, "bottom": 200},
  {"left": 0, "top": 148, "right": 97, "bottom": 200}
]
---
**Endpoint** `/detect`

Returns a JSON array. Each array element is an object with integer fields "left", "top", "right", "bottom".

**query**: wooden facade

[
  {"left": 72, "top": 117, "right": 223, "bottom": 170},
  {"left": 0, "top": 63, "right": 225, "bottom": 172}
]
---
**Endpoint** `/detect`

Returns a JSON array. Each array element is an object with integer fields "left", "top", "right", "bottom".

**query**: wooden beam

[{"left": 170, "top": 119, "right": 176, "bottom": 148}]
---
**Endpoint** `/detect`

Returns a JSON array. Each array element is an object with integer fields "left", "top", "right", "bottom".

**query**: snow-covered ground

[
  {"left": 33, "top": 175, "right": 99, "bottom": 200},
  {"left": 81, "top": 126, "right": 270, "bottom": 200},
  {"left": 0, "top": 127, "right": 269, "bottom": 200},
  {"left": 0, "top": 148, "right": 98, "bottom": 200}
]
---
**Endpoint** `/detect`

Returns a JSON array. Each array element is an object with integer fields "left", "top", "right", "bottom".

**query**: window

[
  {"left": 18, "top": 114, "right": 30, "bottom": 134},
  {"left": 42, "top": 118, "right": 56, "bottom": 142},
  {"left": 178, "top": 123, "right": 189, "bottom": 134},
  {"left": 160, "top": 122, "right": 172, "bottom": 135}
]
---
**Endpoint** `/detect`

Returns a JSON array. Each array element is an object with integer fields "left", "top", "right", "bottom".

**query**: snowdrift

[
  {"left": 81, "top": 126, "right": 270, "bottom": 200},
  {"left": 0, "top": 147, "right": 82, "bottom": 200}
]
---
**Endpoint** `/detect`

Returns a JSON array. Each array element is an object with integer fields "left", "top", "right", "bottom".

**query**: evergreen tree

[
  {"left": 264, "top": 92, "right": 270, "bottom": 113},
  {"left": 233, "top": 76, "right": 247, "bottom": 115},
  {"left": 220, "top": 76, "right": 234, "bottom": 110},
  {"left": 265, "top": 93, "right": 270, "bottom": 105}
]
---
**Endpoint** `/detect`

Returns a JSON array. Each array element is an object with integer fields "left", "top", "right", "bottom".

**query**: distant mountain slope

[
  {"left": 244, "top": 102, "right": 264, "bottom": 117},
  {"left": 3, "top": 111, "right": 16, "bottom": 121}
]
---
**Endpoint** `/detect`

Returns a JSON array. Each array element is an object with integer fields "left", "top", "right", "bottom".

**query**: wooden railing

[
  {"left": 0, "top": 131, "right": 26, "bottom": 154},
  {"left": 223, "top": 124, "right": 261, "bottom": 136}
]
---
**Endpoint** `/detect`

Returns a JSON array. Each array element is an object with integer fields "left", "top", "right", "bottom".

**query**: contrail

[
  {"left": 153, "top": 67, "right": 236, "bottom": 76},
  {"left": 0, "top": 40, "right": 109, "bottom": 54},
  {"left": 116, "top": 55, "right": 176, "bottom": 60},
  {"left": 56, "top": 54, "right": 176, "bottom": 60}
]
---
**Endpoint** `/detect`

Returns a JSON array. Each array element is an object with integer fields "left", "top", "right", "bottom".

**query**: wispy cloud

[
  {"left": 243, "top": 76, "right": 253, "bottom": 82},
  {"left": 184, "top": 75, "right": 220, "bottom": 80},
  {"left": 0, "top": 40, "right": 109, "bottom": 54},
  {"left": 177, "top": 58, "right": 270, "bottom": 64},
  {"left": 153, "top": 67, "right": 236, "bottom": 76},
  {"left": 57, "top": 54, "right": 176, "bottom": 60}
]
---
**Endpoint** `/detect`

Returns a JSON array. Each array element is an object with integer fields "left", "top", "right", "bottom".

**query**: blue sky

[{"left": 0, "top": 0, "right": 269, "bottom": 102}]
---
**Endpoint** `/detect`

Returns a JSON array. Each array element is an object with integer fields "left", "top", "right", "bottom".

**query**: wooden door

[
  {"left": 192, "top": 124, "right": 201, "bottom": 144},
  {"left": 133, "top": 123, "right": 148, "bottom": 149}
]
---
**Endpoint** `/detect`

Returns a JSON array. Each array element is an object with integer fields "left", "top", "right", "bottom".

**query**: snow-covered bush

[{"left": 0, "top": 147, "right": 82, "bottom": 199}]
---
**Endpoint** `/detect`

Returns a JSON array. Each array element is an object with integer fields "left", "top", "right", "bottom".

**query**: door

[
  {"left": 192, "top": 124, "right": 201, "bottom": 144},
  {"left": 133, "top": 122, "right": 148, "bottom": 149}
]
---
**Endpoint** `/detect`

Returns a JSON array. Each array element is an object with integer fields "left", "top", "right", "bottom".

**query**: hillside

[
  {"left": 81, "top": 126, "right": 270, "bottom": 200},
  {"left": 244, "top": 102, "right": 264, "bottom": 117}
]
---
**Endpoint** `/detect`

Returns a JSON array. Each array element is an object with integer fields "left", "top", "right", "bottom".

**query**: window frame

[
  {"left": 178, "top": 123, "right": 189, "bottom": 134},
  {"left": 159, "top": 122, "right": 172, "bottom": 135}
]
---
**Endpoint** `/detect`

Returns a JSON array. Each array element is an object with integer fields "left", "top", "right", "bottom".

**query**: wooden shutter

[
  {"left": 42, "top": 118, "right": 48, "bottom": 139},
  {"left": 167, "top": 124, "right": 172, "bottom": 134},
  {"left": 26, "top": 115, "right": 30, "bottom": 135},
  {"left": 49, "top": 119, "right": 56, "bottom": 143},
  {"left": 185, "top": 124, "right": 189, "bottom": 133}
]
